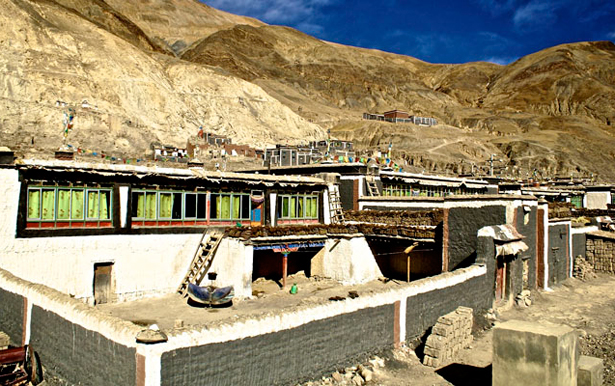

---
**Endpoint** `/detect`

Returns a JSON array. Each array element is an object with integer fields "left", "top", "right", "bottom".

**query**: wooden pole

[
  {"left": 404, "top": 242, "right": 419, "bottom": 283},
  {"left": 407, "top": 256, "right": 410, "bottom": 283},
  {"left": 282, "top": 252, "right": 288, "bottom": 289}
]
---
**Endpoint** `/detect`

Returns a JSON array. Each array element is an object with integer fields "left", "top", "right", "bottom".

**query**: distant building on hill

[
  {"left": 363, "top": 110, "right": 437, "bottom": 126},
  {"left": 383, "top": 110, "right": 410, "bottom": 122}
]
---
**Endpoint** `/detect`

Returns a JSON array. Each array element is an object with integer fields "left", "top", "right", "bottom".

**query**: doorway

[{"left": 93, "top": 262, "right": 115, "bottom": 305}]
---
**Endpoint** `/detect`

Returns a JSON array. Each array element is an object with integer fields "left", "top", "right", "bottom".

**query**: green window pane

[
  {"left": 159, "top": 193, "right": 173, "bottom": 218},
  {"left": 290, "top": 197, "right": 297, "bottom": 218},
  {"left": 100, "top": 191, "right": 110, "bottom": 220},
  {"left": 232, "top": 195, "right": 240, "bottom": 219},
  {"left": 282, "top": 197, "right": 289, "bottom": 218},
  {"left": 310, "top": 197, "right": 318, "bottom": 218},
  {"left": 41, "top": 189, "right": 55, "bottom": 220},
  {"left": 213, "top": 194, "right": 220, "bottom": 219},
  {"left": 221, "top": 195, "right": 231, "bottom": 219},
  {"left": 145, "top": 192, "right": 157, "bottom": 219},
  {"left": 132, "top": 192, "right": 144, "bottom": 218},
  {"left": 72, "top": 190, "right": 84, "bottom": 219},
  {"left": 28, "top": 189, "right": 40, "bottom": 219},
  {"left": 87, "top": 191, "right": 99, "bottom": 218},
  {"left": 305, "top": 197, "right": 312, "bottom": 218},
  {"left": 57, "top": 189, "right": 71, "bottom": 220}
]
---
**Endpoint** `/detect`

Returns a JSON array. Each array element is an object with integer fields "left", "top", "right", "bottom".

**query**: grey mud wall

[
  {"left": 161, "top": 305, "right": 394, "bottom": 386},
  {"left": 405, "top": 273, "right": 491, "bottom": 340},
  {"left": 30, "top": 306, "right": 136, "bottom": 385},
  {"left": 447, "top": 206, "right": 507, "bottom": 270},
  {"left": 2, "top": 265, "right": 490, "bottom": 386},
  {"left": 0, "top": 269, "right": 141, "bottom": 386},
  {"left": 0, "top": 287, "right": 24, "bottom": 346},
  {"left": 161, "top": 266, "right": 491, "bottom": 386}
]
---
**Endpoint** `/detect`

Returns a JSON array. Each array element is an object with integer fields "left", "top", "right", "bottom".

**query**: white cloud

[
  {"left": 512, "top": 0, "right": 560, "bottom": 29},
  {"left": 607, "top": 31, "right": 615, "bottom": 40},
  {"left": 476, "top": 0, "right": 520, "bottom": 16},
  {"left": 205, "top": 0, "right": 334, "bottom": 25},
  {"left": 482, "top": 56, "right": 517, "bottom": 65}
]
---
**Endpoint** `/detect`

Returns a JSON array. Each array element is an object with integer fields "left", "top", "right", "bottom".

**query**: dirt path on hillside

[{"left": 300, "top": 274, "right": 615, "bottom": 386}]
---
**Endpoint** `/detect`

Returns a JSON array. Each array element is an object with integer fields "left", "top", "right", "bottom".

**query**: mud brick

[
  {"left": 437, "top": 315, "right": 455, "bottom": 326},
  {"left": 423, "top": 355, "right": 436, "bottom": 367},
  {"left": 455, "top": 306, "right": 473, "bottom": 315},
  {"left": 425, "top": 334, "right": 446, "bottom": 349},
  {"left": 432, "top": 324, "right": 453, "bottom": 337},
  {"left": 423, "top": 346, "right": 441, "bottom": 358}
]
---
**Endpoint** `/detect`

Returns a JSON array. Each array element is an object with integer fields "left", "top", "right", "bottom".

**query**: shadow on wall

[{"left": 436, "top": 363, "right": 492, "bottom": 386}]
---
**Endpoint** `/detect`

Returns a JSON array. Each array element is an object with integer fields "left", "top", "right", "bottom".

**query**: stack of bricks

[
  {"left": 422, "top": 306, "right": 474, "bottom": 368},
  {"left": 586, "top": 235, "right": 615, "bottom": 274}
]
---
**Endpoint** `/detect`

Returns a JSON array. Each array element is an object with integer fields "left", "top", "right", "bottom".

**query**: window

[
  {"left": 209, "top": 193, "right": 250, "bottom": 220},
  {"left": 278, "top": 194, "right": 319, "bottom": 219},
  {"left": 132, "top": 190, "right": 210, "bottom": 222},
  {"left": 184, "top": 193, "right": 207, "bottom": 220},
  {"left": 570, "top": 195, "right": 583, "bottom": 209},
  {"left": 27, "top": 185, "right": 112, "bottom": 228}
]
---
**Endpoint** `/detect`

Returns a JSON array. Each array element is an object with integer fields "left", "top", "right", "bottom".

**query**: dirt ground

[
  {"left": 301, "top": 273, "right": 615, "bottom": 386},
  {"left": 98, "top": 271, "right": 405, "bottom": 330}
]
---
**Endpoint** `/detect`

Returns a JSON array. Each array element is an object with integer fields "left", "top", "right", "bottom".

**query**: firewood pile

[
  {"left": 344, "top": 209, "right": 443, "bottom": 227},
  {"left": 573, "top": 255, "right": 597, "bottom": 281},
  {"left": 225, "top": 223, "right": 436, "bottom": 240},
  {"left": 548, "top": 202, "right": 572, "bottom": 219}
]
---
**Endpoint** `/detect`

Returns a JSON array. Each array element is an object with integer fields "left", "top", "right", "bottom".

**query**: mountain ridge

[{"left": 1, "top": 0, "right": 614, "bottom": 180}]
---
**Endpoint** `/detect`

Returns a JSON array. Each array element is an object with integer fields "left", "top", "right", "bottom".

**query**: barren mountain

[
  {"left": 1, "top": 0, "right": 614, "bottom": 180},
  {"left": 0, "top": 0, "right": 323, "bottom": 160}
]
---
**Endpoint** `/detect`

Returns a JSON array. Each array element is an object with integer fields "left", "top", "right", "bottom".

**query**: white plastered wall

[
  {"left": 0, "top": 169, "right": 206, "bottom": 302},
  {"left": 586, "top": 191, "right": 610, "bottom": 210},
  {"left": 197, "top": 238, "right": 253, "bottom": 298},
  {"left": 311, "top": 237, "right": 382, "bottom": 284}
]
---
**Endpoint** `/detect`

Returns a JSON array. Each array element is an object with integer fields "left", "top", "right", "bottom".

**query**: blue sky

[{"left": 202, "top": 0, "right": 615, "bottom": 64}]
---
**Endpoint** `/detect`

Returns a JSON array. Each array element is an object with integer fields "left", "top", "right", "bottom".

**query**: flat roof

[
  {"left": 16, "top": 159, "right": 327, "bottom": 186},
  {"left": 380, "top": 170, "right": 491, "bottom": 186}
]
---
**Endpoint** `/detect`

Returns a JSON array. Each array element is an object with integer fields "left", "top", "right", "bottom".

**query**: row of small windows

[
  {"left": 277, "top": 195, "right": 319, "bottom": 219},
  {"left": 27, "top": 186, "right": 112, "bottom": 227},
  {"left": 131, "top": 190, "right": 251, "bottom": 221},
  {"left": 382, "top": 184, "right": 486, "bottom": 197},
  {"left": 26, "top": 185, "right": 321, "bottom": 228}
]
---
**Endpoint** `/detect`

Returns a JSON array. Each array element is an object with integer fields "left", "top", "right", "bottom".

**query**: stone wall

[{"left": 586, "top": 232, "right": 615, "bottom": 274}]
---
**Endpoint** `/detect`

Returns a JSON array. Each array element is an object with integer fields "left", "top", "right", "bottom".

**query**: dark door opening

[{"left": 93, "top": 262, "right": 114, "bottom": 305}]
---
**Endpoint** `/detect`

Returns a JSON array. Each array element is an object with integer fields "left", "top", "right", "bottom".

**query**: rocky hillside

[
  {"left": 1, "top": 0, "right": 614, "bottom": 180},
  {"left": 0, "top": 0, "right": 323, "bottom": 160}
]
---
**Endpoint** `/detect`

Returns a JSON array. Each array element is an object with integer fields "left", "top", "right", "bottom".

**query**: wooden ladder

[
  {"left": 328, "top": 185, "right": 345, "bottom": 224},
  {"left": 177, "top": 229, "right": 224, "bottom": 295},
  {"left": 366, "top": 180, "right": 380, "bottom": 196}
]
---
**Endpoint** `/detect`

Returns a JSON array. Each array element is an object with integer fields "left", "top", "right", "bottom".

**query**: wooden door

[
  {"left": 495, "top": 257, "right": 505, "bottom": 302},
  {"left": 251, "top": 202, "right": 263, "bottom": 227},
  {"left": 93, "top": 263, "right": 113, "bottom": 305}
]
